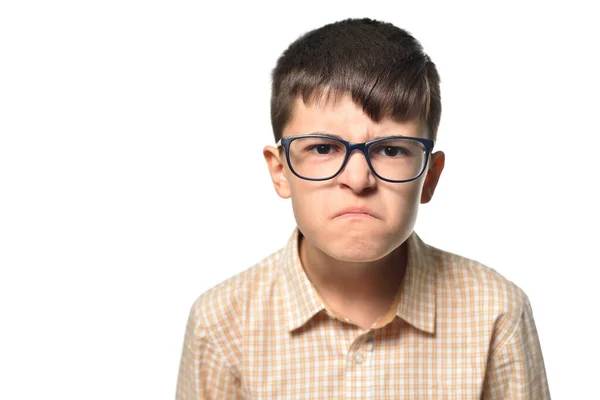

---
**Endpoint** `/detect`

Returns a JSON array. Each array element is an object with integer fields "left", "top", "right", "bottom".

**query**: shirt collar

[
  {"left": 280, "top": 227, "right": 437, "bottom": 334},
  {"left": 280, "top": 227, "right": 327, "bottom": 332},
  {"left": 394, "top": 230, "right": 437, "bottom": 334}
]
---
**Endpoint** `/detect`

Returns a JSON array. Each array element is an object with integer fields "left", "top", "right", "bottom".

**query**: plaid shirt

[{"left": 176, "top": 227, "right": 549, "bottom": 399}]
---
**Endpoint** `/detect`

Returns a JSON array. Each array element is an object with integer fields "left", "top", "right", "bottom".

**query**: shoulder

[
  {"left": 425, "top": 242, "right": 530, "bottom": 348},
  {"left": 187, "top": 246, "right": 284, "bottom": 333},
  {"left": 179, "top": 246, "right": 285, "bottom": 378},
  {"left": 427, "top": 243, "right": 528, "bottom": 310}
]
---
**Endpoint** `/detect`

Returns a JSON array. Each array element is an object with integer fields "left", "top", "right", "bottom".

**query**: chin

[{"left": 321, "top": 229, "right": 394, "bottom": 262}]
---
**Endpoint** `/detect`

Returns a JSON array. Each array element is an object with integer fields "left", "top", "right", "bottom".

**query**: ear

[
  {"left": 420, "top": 151, "right": 445, "bottom": 204},
  {"left": 263, "top": 145, "right": 291, "bottom": 199}
]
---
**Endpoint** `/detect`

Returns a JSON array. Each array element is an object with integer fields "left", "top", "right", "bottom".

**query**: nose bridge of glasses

[
  {"left": 343, "top": 142, "right": 372, "bottom": 172},
  {"left": 347, "top": 142, "right": 369, "bottom": 158}
]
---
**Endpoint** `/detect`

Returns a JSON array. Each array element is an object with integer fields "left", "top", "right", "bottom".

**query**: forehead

[{"left": 283, "top": 94, "right": 426, "bottom": 140}]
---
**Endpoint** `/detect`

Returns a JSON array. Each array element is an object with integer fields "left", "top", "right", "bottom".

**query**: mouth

[
  {"left": 336, "top": 212, "right": 376, "bottom": 219},
  {"left": 333, "top": 207, "right": 380, "bottom": 219}
]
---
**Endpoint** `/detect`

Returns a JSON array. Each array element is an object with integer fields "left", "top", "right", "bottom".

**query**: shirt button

[{"left": 354, "top": 352, "right": 364, "bottom": 364}]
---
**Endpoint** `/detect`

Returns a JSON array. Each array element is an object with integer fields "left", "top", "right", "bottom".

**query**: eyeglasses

[{"left": 276, "top": 134, "right": 435, "bottom": 183}]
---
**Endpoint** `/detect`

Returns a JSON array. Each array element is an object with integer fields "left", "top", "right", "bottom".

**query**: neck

[{"left": 298, "top": 232, "right": 407, "bottom": 322}]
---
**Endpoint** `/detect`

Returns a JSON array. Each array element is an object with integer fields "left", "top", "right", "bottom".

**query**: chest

[{"left": 239, "top": 318, "right": 490, "bottom": 399}]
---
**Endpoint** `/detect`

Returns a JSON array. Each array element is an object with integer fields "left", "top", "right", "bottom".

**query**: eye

[
  {"left": 308, "top": 144, "right": 335, "bottom": 155},
  {"left": 374, "top": 145, "right": 409, "bottom": 157}
]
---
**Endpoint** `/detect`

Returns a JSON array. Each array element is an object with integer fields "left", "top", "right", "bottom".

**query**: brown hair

[{"left": 270, "top": 18, "right": 441, "bottom": 143}]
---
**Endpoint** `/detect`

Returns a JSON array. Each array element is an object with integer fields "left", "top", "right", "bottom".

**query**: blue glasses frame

[{"left": 276, "top": 134, "right": 435, "bottom": 183}]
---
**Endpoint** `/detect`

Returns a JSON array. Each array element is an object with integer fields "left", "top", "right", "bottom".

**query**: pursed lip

[{"left": 333, "top": 206, "right": 380, "bottom": 219}]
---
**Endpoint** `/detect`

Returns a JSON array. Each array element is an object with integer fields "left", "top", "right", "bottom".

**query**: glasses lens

[
  {"left": 288, "top": 137, "right": 346, "bottom": 179},
  {"left": 369, "top": 138, "right": 427, "bottom": 181}
]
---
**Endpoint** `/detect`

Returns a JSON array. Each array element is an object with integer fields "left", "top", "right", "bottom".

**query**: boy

[{"left": 176, "top": 18, "right": 549, "bottom": 399}]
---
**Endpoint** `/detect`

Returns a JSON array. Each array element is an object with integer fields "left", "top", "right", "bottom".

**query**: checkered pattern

[{"left": 176, "top": 228, "right": 549, "bottom": 399}]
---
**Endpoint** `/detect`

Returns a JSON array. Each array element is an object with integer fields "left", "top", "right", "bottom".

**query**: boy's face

[{"left": 263, "top": 93, "right": 445, "bottom": 262}]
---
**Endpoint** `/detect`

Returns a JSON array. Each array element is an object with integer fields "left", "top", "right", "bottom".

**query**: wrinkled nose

[{"left": 336, "top": 149, "right": 377, "bottom": 192}]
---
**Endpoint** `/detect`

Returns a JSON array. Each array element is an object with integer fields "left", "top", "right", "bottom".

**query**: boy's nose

[{"left": 336, "top": 150, "right": 377, "bottom": 192}]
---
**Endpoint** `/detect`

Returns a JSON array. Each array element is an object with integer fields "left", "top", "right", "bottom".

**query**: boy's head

[
  {"left": 263, "top": 18, "right": 445, "bottom": 262},
  {"left": 270, "top": 17, "right": 441, "bottom": 143}
]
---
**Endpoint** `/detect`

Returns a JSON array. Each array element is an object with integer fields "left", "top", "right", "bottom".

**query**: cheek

[
  {"left": 381, "top": 181, "right": 423, "bottom": 216},
  {"left": 289, "top": 182, "right": 329, "bottom": 226}
]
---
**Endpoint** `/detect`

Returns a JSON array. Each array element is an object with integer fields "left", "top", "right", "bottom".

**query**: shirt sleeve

[
  {"left": 175, "top": 303, "right": 242, "bottom": 400},
  {"left": 481, "top": 293, "right": 551, "bottom": 399}
]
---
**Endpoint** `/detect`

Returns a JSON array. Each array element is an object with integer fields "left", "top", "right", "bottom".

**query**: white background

[{"left": 1, "top": 1, "right": 598, "bottom": 398}]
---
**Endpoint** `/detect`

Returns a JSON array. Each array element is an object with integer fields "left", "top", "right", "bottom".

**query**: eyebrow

[{"left": 308, "top": 131, "right": 404, "bottom": 141}]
